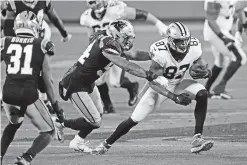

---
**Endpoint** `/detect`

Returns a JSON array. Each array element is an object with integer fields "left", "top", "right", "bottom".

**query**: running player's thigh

[
  {"left": 211, "top": 45, "right": 227, "bottom": 68},
  {"left": 2, "top": 102, "right": 24, "bottom": 124},
  {"left": 108, "top": 65, "right": 123, "bottom": 87},
  {"left": 209, "top": 35, "right": 232, "bottom": 57},
  {"left": 26, "top": 99, "right": 54, "bottom": 132},
  {"left": 174, "top": 79, "right": 205, "bottom": 100},
  {"left": 70, "top": 91, "right": 101, "bottom": 124},
  {"left": 131, "top": 87, "right": 167, "bottom": 122},
  {"left": 88, "top": 86, "right": 103, "bottom": 115}
]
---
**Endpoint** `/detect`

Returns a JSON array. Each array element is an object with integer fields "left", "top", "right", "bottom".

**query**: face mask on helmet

[
  {"left": 14, "top": 11, "right": 40, "bottom": 38},
  {"left": 108, "top": 19, "right": 135, "bottom": 51},
  {"left": 22, "top": 0, "right": 37, "bottom": 4},
  {"left": 167, "top": 22, "right": 191, "bottom": 54},
  {"left": 87, "top": 0, "right": 106, "bottom": 15}
]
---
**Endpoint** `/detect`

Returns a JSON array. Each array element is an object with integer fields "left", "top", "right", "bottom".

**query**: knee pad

[{"left": 195, "top": 89, "right": 208, "bottom": 102}]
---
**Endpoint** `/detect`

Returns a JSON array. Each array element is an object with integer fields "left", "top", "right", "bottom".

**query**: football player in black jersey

[
  {"left": 1, "top": 11, "right": 64, "bottom": 165},
  {"left": 53, "top": 19, "right": 157, "bottom": 152}
]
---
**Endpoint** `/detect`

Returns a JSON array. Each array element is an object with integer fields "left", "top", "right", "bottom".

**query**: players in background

[
  {"left": 1, "top": 11, "right": 64, "bottom": 165},
  {"left": 235, "top": 7, "right": 247, "bottom": 47},
  {"left": 53, "top": 19, "right": 157, "bottom": 153},
  {"left": 3, "top": 0, "right": 72, "bottom": 112},
  {"left": 204, "top": 0, "right": 247, "bottom": 99},
  {"left": 80, "top": 0, "right": 168, "bottom": 113},
  {"left": 92, "top": 22, "right": 214, "bottom": 155}
]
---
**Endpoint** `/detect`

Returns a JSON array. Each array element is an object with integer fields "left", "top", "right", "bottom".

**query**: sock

[
  {"left": 205, "top": 65, "right": 222, "bottom": 91},
  {"left": 120, "top": 77, "right": 134, "bottom": 92},
  {"left": 26, "top": 131, "right": 53, "bottom": 161},
  {"left": 1, "top": 122, "right": 22, "bottom": 158},
  {"left": 97, "top": 83, "right": 112, "bottom": 106},
  {"left": 106, "top": 117, "right": 137, "bottom": 145},
  {"left": 218, "top": 61, "right": 241, "bottom": 86},
  {"left": 194, "top": 90, "right": 208, "bottom": 135},
  {"left": 64, "top": 118, "right": 98, "bottom": 139}
]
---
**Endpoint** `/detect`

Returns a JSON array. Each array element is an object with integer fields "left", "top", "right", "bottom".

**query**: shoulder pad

[
  {"left": 80, "top": 9, "right": 91, "bottom": 26},
  {"left": 100, "top": 36, "right": 122, "bottom": 55},
  {"left": 41, "top": 38, "right": 55, "bottom": 56},
  {"left": 7, "top": 0, "right": 16, "bottom": 12},
  {"left": 149, "top": 39, "right": 168, "bottom": 67}
]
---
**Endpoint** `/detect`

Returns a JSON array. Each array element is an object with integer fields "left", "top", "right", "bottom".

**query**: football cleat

[
  {"left": 69, "top": 135, "right": 93, "bottom": 153},
  {"left": 14, "top": 154, "right": 31, "bottom": 165},
  {"left": 128, "top": 82, "right": 139, "bottom": 106},
  {"left": 92, "top": 140, "right": 111, "bottom": 155},
  {"left": 210, "top": 91, "right": 232, "bottom": 100},
  {"left": 52, "top": 117, "right": 65, "bottom": 143},
  {"left": 191, "top": 133, "right": 214, "bottom": 154}
]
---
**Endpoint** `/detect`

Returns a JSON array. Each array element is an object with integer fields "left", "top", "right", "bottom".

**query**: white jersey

[
  {"left": 204, "top": 0, "right": 237, "bottom": 32},
  {"left": 80, "top": 0, "right": 127, "bottom": 32},
  {"left": 149, "top": 37, "right": 202, "bottom": 87}
]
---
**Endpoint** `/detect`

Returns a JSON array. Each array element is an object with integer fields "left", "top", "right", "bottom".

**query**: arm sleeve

[{"left": 100, "top": 37, "right": 122, "bottom": 56}]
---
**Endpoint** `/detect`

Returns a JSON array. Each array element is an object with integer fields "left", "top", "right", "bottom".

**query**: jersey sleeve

[
  {"left": 149, "top": 42, "right": 167, "bottom": 67},
  {"left": 100, "top": 37, "right": 122, "bottom": 56},
  {"left": 80, "top": 9, "right": 90, "bottom": 27},
  {"left": 41, "top": 38, "right": 55, "bottom": 56},
  {"left": 190, "top": 37, "right": 202, "bottom": 62}
]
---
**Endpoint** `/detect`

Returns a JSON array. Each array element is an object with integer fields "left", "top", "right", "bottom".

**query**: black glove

[
  {"left": 170, "top": 93, "right": 192, "bottom": 106},
  {"left": 52, "top": 101, "right": 65, "bottom": 123},
  {"left": 218, "top": 33, "right": 235, "bottom": 51},
  {"left": 145, "top": 71, "right": 158, "bottom": 81}
]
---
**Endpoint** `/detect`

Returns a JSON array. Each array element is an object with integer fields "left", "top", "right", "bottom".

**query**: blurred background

[{"left": 50, "top": 1, "right": 205, "bottom": 23}]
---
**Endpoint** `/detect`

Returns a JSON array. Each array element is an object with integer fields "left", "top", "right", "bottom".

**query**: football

[{"left": 189, "top": 63, "right": 208, "bottom": 79}]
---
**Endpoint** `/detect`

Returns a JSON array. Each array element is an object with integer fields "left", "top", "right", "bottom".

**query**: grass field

[{"left": 1, "top": 22, "right": 247, "bottom": 165}]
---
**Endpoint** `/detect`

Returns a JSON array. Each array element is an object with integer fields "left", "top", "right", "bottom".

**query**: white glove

[
  {"left": 234, "top": 31, "right": 243, "bottom": 47},
  {"left": 155, "top": 20, "right": 168, "bottom": 37},
  {"left": 61, "top": 33, "right": 72, "bottom": 42}
]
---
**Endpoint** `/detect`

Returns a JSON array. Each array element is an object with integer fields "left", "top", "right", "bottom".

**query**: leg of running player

[
  {"left": 96, "top": 72, "right": 115, "bottom": 114},
  {"left": 174, "top": 79, "right": 213, "bottom": 154},
  {"left": 1, "top": 103, "right": 23, "bottom": 163},
  {"left": 54, "top": 86, "right": 103, "bottom": 153},
  {"left": 15, "top": 99, "right": 54, "bottom": 164},
  {"left": 92, "top": 87, "right": 166, "bottom": 155},
  {"left": 205, "top": 46, "right": 225, "bottom": 94},
  {"left": 108, "top": 65, "right": 139, "bottom": 107},
  {"left": 209, "top": 33, "right": 247, "bottom": 99}
]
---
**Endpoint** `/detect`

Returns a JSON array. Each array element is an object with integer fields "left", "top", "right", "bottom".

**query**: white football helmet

[
  {"left": 14, "top": 11, "right": 40, "bottom": 37},
  {"left": 86, "top": 0, "right": 107, "bottom": 15},
  {"left": 167, "top": 22, "right": 191, "bottom": 54},
  {"left": 107, "top": 19, "right": 135, "bottom": 51}
]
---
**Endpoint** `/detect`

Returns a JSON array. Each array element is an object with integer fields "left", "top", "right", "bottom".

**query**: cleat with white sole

[
  {"left": 69, "top": 135, "right": 93, "bottom": 153},
  {"left": 92, "top": 140, "right": 111, "bottom": 155},
  {"left": 191, "top": 133, "right": 214, "bottom": 154}
]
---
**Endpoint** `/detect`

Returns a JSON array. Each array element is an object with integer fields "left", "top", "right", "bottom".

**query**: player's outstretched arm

[
  {"left": 121, "top": 6, "right": 167, "bottom": 36},
  {"left": 148, "top": 61, "right": 191, "bottom": 106},
  {"left": 42, "top": 55, "right": 64, "bottom": 122},
  {"left": 102, "top": 50, "right": 156, "bottom": 81},
  {"left": 123, "top": 50, "right": 151, "bottom": 61},
  {"left": 45, "top": 3, "right": 71, "bottom": 42}
]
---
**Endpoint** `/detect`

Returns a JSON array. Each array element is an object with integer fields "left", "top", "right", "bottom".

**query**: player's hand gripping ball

[{"left": 189, "top": 63, "right": 211, "bottom": 79}]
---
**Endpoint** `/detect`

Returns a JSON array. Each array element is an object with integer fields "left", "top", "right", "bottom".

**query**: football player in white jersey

[
  {"left": 92, "top": 22, "right": 214, "bottom": 155},
  {"left": 204, "top": 0, "right": 247, "bottom": 99},
  {"left": 235, "top": 7, "right": 247, "bottom": 47},
  {"left": 80, "top": 0, "right": 168, "bottom": 113}
]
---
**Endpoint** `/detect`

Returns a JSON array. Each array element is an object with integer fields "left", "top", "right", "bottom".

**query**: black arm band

[
  {"left": 135, "top": 9, "right": 148, "bottom": 20},
  {"left": 3, "top": 19, "right": 15, "bottom": 36}
]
